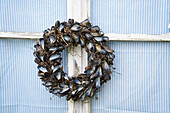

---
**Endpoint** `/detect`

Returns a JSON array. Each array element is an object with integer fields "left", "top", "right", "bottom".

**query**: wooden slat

[
  {"left": 0, "top": 32, "right": 42, "bottom": 39},
  {"left": 107, "top": 33, "right": 170, "bottom": 42},
  {"left": 0, "top": 32, "right": 170, "bottom": 42},
  {"left": 67, "top": 0, "right": 90, "bottom": 113}
]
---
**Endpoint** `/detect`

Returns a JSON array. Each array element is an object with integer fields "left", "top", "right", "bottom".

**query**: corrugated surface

[
  {"left": 91, "top": 0, "right": 169, "bottom": 34},
  {"left": 1, "top": 40, "right": 169, "bottom": 113},
  {"left": 0, "top": 39, "right": 68, "bottom": 113},
  {"left": 0, "top": 0, "right": 67, "bottom": 32},
  {"left": 91, "top": 41, "right": 169, "bottom": 113},
  {"left": 0, "top": 0, "right": 169, "bottom": 113}
]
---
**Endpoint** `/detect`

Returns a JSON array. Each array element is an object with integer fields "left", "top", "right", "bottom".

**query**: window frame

[{"left": 0, "top": 31, "right": 169, "bottom": 42}]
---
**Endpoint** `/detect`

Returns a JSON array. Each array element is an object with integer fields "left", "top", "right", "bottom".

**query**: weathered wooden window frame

[
  {"left": 0, "top": 32, "right": 170, "bottom": 41},
  {"left": 0, "top": 32, "right": 169, "bottom": 41}
]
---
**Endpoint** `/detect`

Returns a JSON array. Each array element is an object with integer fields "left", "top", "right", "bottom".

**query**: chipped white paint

[
  {"left": 0, "top": 32, "right": 42, "bottom": 39},
  {"left": 0, "top": 31, "right": 170, "bottom": 42},
  {"left": 67, "top": 0, "right": 90, "bottom": 113},
  {"left": 107, "top": 33, "right": 170, "bottom": 42},
  {"left": 67, "top": 0, "right": 90, "bottom": 22}
]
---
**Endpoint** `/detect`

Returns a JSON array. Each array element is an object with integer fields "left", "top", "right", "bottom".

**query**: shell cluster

[{"left": 33, "top": 19, "right": 115, "bottom": 101}]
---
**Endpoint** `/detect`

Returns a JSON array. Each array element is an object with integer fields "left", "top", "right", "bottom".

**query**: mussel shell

[
  {"left": 38, "top": 72, "right": 45, "bottom": 77},
  {"left": 72, "top": 33, "right": 80, "bottom": 44},
  {"left": 49, "top": 35, "right": 56, "bottom": 44},
  {"left": 109, "top": 53, "right": 115, "bottom": 59},
  {"left": 49, "top": 46, "right": 58, "bottom": 51},
  {"left": 72, "top": 77, "right": 81, "bottom": 84},
  {"left": 55, "top": 21, "right": 60, "bottom": 28},
  {"left": 49, "top": 53, "right": 62, "bottom": 61},
  {"left": 64, "top": 73, "right": 69, "bottom": 80},
  {"left": 103, "top": 70, "right": 111, "bottom": 80},
  {"left": 68, "top": 19, "right": 74, "bottom": 24},
  {"left": 96, "top": 67, "right": 102, "bottom": 78},
  {"left": 81, "top": 93, "right": 86, "bottom": 100},
  {"left": 39, "top": 55, "right": 44, "bottom": 61},
  {"left": 53, "top": 65, "right": 60, "bottom": 72},
  {"left": 55, "top": 71, "right": 61, "bottom": 80},
  {"left": 57, "top": 46, "right": 64, "bottom": 51},
  {"left": 101, "top": 49, "right": 107, "bottom": 55},
  {"left": 91, "top": 32, "right": 102, "bottom": 37},
  {"left": 77, "top": 86, "right": 84, "bottom": 91},
  {"left": 34, "top": 45, "right": 39, "bottom": 50},
  {"left": 59, "top": 23, "right": 65, "bottom": 31},
  {"left": 60, "top": 84, "right": 69, "bottom": 88},
  {"left": 86, "top": 86, "right": 92, "bottom": 96},
  {"left": 103, "top": 36, "right": 109, "bottom": 41},
  {"left": 86, "top": 43, "right": 94, "bottom": 52},
  {"left": 71, "top": 90, "right": 77, "bottom": 95},
  {"left": 39, "top": 38, "right": 44, "bottom": 49},
  {"left": 88, "top": 54, "right": 92, "bottom": 61},
  {"left": 85, "top": 69, "right": 93, "bottom": 75},
  {"left": 51, "top": 26, "right": 55, "bottom": 30},
  {"left": 60, "top": 87, "right": 70, "bottom": 93},
  {"left": 96, "top": 44, "right": 102, "bottom": 52},
  {"left": 81, "top": 28, "right": 90, "bottom": 33},
  {"left": 38, "top": 66, "right": 48, "bottom": 73},
  {"left": 52, "top": 88, "right": 60, "bottom": 94},
  {"left": 80, "top": 37, "right": 85, "bottom": 47},
  {"left": 66, "top": 94, "right": 72, "bottom": 101},
  {"left": 64, "top": 35, "right": 71, "bottom": 42},
  {"left": 96, "top": 77, "right": 100, "bottom": 88},
  {"left": 85, "top": 33, "right": 93, "bottom": 40},
  {"left": 94, "top": 36, "right": 104, "bottom": 42},
  {"left": 103, "top": 61, "right": 110, "bottom": 71},
  {"left": 43, "top": 81, "right": 53, "bottom": 87},
  {"left": 70, "top": 24, "right": 82, "bottom": 31},
  {"left": 80, "top": 19, "right": 91, "bottom": 27},
  {"left": 91, "top": 26, "right": 100, "bottom": 32},
  {"left": 103, "top": 46, "right": 114, "bottom": 53},
  {"left": 33, "top": 51, "right": 37, "bottom": 58}
]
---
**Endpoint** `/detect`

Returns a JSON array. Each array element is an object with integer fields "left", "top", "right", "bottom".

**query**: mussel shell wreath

[{"left": 33, "top": 19, "right": 115, "bottom": 101}]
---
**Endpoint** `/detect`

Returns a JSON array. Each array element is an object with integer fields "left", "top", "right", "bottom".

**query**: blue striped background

[
  {"left": 91, "top": 0, "right": 169, "bottom": 34},
  {"left": 0, "top": 39, "right": 169, "bottom": 113},
  {"left": 0, "top": 0, "right": 170, "bottom": 113},
  {"left": 91, "top": 41, "right": 170, "bottom": 113},
  {"left": 0, "top": 0, "right": 67, "bottom": 32},
  {"left": 0, "top": 39, "right": 68, "bottom": 113}
]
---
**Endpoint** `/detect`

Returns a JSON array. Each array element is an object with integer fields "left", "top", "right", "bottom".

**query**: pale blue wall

[
  {"left": 0, "top": 39, "right": 68, "bottom": 113},
  {"left": 90, "top": 0, "right": 170, "bottom": 112},
  {"left": 0, "top": 0, "right": 169, "bottom": 113},
  {"left": 91, "top": 0, "right": 169, "bottom": 34},
  {"left": 0, "top": 0, "right": 68, "bottom": 113},
  {"left": 0, "top": 0, "right": 67, "bottom": 32},
  {"left": 91, "top": 41, "right": 170, "bottom": 113}
]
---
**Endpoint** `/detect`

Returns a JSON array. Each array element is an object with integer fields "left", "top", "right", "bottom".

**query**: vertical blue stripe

[
  {"left": 0, "top": 39, "right": 68, "bottom": 113},
  {"left": 0, "top": 0, "right": 67, "bottom": 32},
  {"left": 91, "top": 41, "right": 170, "bottom": 113},
  {"left": 91, "top": 0, "right": 169, "bottom": 34}
]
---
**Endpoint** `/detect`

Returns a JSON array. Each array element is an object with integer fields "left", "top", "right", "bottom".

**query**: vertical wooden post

[{"left": 67, "top": 0, "right": 91, "bottom": 113}]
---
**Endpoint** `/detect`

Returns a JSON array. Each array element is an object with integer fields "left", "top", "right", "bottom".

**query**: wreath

[{"left": 33, "top": 19, "right": 115, "bottom": 101}]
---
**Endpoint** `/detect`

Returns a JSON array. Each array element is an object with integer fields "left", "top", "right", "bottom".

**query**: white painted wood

[
  {"left": 67, "top": 0, "right": 90, "bottom": 21},
  {"left": 0, "top": 31, "right": 170, "bottom": 42},
  {"left": 67, "top": 0, "right": 90, "bottom": 113},
  {"left": 0, "top": 32, "right": 42, "bottom": 39},
  {"left": 106, "top": 33, "right": 170, "bottom": 42}
]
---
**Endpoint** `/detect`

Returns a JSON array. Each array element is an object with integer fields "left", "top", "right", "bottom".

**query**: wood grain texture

[
  {"left": 67, "top": 0, "right": 90, "bottom": 113},
  {"left": 0, "top": 32, "right": 169, "bottom": 42}
]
